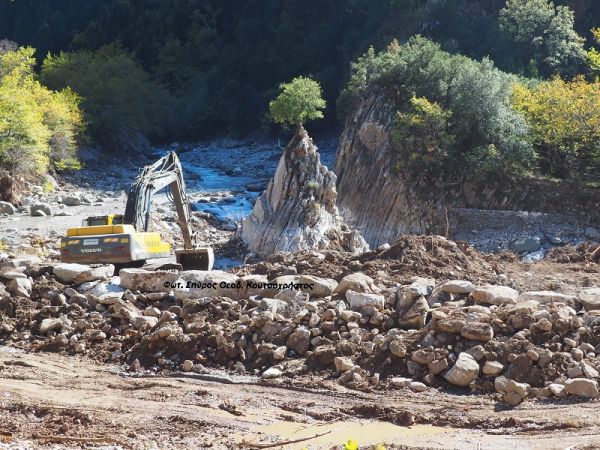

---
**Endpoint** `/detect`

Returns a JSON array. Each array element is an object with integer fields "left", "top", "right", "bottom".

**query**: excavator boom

[{"left": 60, "top": 152, "right": 213, "bottom": 270}]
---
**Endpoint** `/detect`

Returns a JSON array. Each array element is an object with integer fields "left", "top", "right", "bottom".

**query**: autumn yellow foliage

[
  {"left": 512, "top": 76, "right": 600, "bottom": 178},
  {"left": 0, "top": 47, "right": 82, "bottom": 176}
]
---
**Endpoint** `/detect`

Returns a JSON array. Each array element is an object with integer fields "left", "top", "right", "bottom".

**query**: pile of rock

[{"left": 1, "top": 252, "right": 599, "bottom": 406}]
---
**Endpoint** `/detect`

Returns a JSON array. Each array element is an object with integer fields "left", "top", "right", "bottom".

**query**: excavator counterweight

[{"left": 60, "top": 152, "right": 213, "bottom": 270}]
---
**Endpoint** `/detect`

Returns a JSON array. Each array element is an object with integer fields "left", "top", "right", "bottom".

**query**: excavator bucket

[{"left": 176, "top": 247, "right": 214, "bottom": 271}]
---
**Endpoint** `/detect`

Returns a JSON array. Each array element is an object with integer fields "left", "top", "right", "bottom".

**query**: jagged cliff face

[
  {"left": 241, "top": 128, "right": 368, "bottom": 256},
  {"left": 335, "top": 93, "right": 445, "bottom": 248},
  {"left": 335, "top": 92, "right": 600, "bottom": 249}
]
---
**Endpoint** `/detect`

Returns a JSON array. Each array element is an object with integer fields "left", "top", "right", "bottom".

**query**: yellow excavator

[{"left": 59, "top": 152, "right": 213, "bottom": 270}]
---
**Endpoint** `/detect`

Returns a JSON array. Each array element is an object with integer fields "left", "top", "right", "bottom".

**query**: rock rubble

[{"left": 1, "top": 239, "right": 599, "bottom": 407}]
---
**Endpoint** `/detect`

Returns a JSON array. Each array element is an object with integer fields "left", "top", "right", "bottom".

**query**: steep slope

[
  {"left": 334, "top": 92, "right": 445, "bottom": 248},
  {"left": 334, "top": 92, "right": 600, "bottom": 249},
  {"left": 241, "top": 127, "right": 368, "bottom": 256}
]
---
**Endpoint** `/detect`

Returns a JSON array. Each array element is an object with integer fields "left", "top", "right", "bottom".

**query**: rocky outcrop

[
  {"left": 334, "top": 93, "right": 445, "bottom": 248},
  {"left": 241, "top": 127, "right": 368, "bottom": 256},
  {"left": 334, "top": 91, "right": 600, "bottom": 249}
]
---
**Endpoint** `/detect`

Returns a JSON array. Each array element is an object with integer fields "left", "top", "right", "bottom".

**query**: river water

[{"left": 163, "top": 138, "right": 337, "bottom": 223}]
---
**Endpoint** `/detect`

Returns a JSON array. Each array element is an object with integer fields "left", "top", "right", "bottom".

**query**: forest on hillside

[{"left": 0, "top": 0, "right": 599, "bottom": 181}]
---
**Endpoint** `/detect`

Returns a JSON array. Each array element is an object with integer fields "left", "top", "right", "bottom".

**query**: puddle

[{"left": 240, "top": 420, "right": 449, "bottom": 449}]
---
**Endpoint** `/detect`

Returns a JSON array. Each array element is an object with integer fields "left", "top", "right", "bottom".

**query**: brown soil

[{"left": 2, "top": 349, "right": 600, "bottom": 450}]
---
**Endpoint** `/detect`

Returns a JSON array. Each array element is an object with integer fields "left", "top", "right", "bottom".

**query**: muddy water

[{"left": 244, "top": 420, "right": 448, "bottom": 449}]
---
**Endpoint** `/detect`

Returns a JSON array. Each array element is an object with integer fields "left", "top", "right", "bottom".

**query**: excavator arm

[{"left": 124, "top": 151, "right": 213, "bottom": 269}]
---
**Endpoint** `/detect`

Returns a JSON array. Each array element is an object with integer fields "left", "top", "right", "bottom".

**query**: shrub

[
  {"left": 41, "top": 44, "right": 173, "bottom": 152},
  {"left": 0, "top": 47, "right": 82, "bottom": 175},
  {"left": 512, "top": 76, "right": 600, "bottom": 179},
  {"left": 269, "top": 76, "right": 326, "bottom": 129},
  {"left": 392, "top": 96, "right": 453, "bottom": 174},
  {"left": 340, "top": 37, "right": 535, "bottom": 178}
]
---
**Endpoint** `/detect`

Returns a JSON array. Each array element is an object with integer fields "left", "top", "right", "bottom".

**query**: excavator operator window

[{"left": 84, "top": 217, "right": 109, "bottom": 226}]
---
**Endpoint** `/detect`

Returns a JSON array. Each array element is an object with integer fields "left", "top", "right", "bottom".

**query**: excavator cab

[
  {"left": 81, "top": 214, "right": 124, "bottom": 227},
  {"left": 60, "top": 152, "right": 214, "bottom": 270}
]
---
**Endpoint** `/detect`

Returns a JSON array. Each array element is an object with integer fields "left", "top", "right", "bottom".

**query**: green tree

[
  {"left": 340, "top": 37, "right": 534, "bottom": 178},
  {"left": 269, "top": 76, "right": 326, "bottom": 130},
  {"left": 41, "top": 44, "right": 173, "bottom": 152},
  {"left": 586, "top": 28, "right": 600, "bottom": 75},
  {"left": 499, "top": 0, "right": 585, "bottom": 77},
  {"left": 0, "top": 46, "right": 82, "bottom": 175}
]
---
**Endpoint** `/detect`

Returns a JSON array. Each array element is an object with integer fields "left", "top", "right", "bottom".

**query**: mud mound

[
  {"left": 547, "top": 242, "right": 600, "bottom": 263},
  {"left": 362, "top": 235, "right": 499, "bottom": 283},
  {"left": 239, "top": 235, "right": 501, "bottom": 285}
]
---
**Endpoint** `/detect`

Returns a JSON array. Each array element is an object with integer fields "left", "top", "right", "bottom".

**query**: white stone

[
  {"left": 334, "top": 273, "right": 378, "bottom": 294},
  {"left": 345, "top": 289, "right": 385, "bottom": 310},
  {"left": 444, "top": 352, "right": 479, "bottom": 387},
  {"left": 390, "top": 377, "right": 412, "bottom": 388},
  {"left": 409, "top": 381, "right": 427, "bottom": 392},
  {"left": 299, "top": 275, "right": 338, "bottom": 297},
  {"left": 54, "top": 264, "right": 114, "bottom": 284},
  {"left": 40, "top": 318, "right": 63, "bottom": 334},
  {"left": 119, "top": 268, "right": 179, "bottom": 293},
  {"left": 334, "top": 356, "right": 354, "bottom": 372},
  {"left": 440, "top": 280, "right": 475, "bottom": 295},
  {"left": 517, "top": 291, "right": 577, "bottom": 307},
  {"left": 579, "top": 288, "right": 600, "bottom": 312},
  {"left": 174, "top": 270, "right": 240, "bottom": 299},
  {"left": 482, "top": 361, "right": 504, "bottom": 376},
  {"left": 0, "top": 201, "right": 16, "bottom": 215},
  {"left": 472, "top": 285, "right": 518, "bottom": 306},
  {"left": 7, "top": 278, "right": 32, "bottom": 297},
  {"left": 181, "top": 360, "right": 194, "bottom": 372},
  {"left": 549, "top": 383, "right": 566, "bottom": 398},
  {"left": 0, "top": 270, "right": 26, "bottom": 280},
  {"left": 564, "top": 378, "right": 599, "bottom": 398},
  {"left": 30, "top": 203, "right": 52, "bottom": 216},
  {"left": 262, "top": 367, "right": 283, "bottom": 379}
]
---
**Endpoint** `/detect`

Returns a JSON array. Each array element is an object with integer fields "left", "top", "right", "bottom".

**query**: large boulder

[
  {"left": 396, "top": 278, "right": 435, "bottom": 309},
  {"left": 440, "top": 280, "right": 474, "bottom": 295},
  {"left": 472, "top": 285, "right": 518, "bottom": 306},
  {"left": 460, "top": 322, "right": 494, "bottom": 342},
  {"left": 0, "top": 201, "right": 16, "bottom": 215},
  {"left": 7, "top": 277, "right": 32, "bottom": 298},
  {"left": 564, "top": 378, "right": 599, "bottom": 398},
  {"left": 334, "top": 272, "right": 378, "bottom": 294},
  {"left": 240, "top": 127, "right": 368, "bottom": 256},
  {"left": 287, "top": 328, "right": 311, "bottom": 356},
  {"left": 345, "top": 289, "right": 385, "bottom": 310},
  {"left": 54, "top": 264, "right": 114, "bottom": 284},
  {"left": 298, "top": 275, "right": 338, "bottom": 298},
  {"left": 119, "top": 268, "right": 179, "bottom": 293},
  {"left": 398, "top": 296, "right": 429, "bottom": 329},
  {"left": 510, "top": 236, "right": 541, "bottom": 254},
  {"left": 30, "top": 203, "right": 52, "bottom": 216},
  {"left": 579, "top": 288, "right": 600, "bottom": 312},
  {"left": 174, "top": 270, "right": 241, "bottom": 300},
  {"left": 60, "top": 194, "right": 83, "bottom": 206},
  {"left": 517, "top": 291, "right": 577, "bottom": 307},
  {"left": 444, "top": 352, "right": 479, "bottom": 387}
]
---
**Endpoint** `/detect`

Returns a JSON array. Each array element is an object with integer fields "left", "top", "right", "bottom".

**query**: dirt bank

[{"left": 2, "top": 349, "right": 600, "bottom": 450}]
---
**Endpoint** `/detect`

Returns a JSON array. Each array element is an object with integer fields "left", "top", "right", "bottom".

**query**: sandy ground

[{"left": 2, "top": 347, "right": 600, "bottom": 450}]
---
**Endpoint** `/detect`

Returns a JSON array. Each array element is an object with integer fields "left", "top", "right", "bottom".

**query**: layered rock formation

[
  {"left": 241, "top": 128, "right": 368, "bottom": 256},
  {"left": 335, "top": 91, "right": 600, "bottom": 249},
  {"left": 335, "top": 92, "right": 445, "bottom": 248}
]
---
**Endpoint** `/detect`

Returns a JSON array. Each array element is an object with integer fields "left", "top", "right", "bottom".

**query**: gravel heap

[{"left": 1, "top": 237, "right": 600, "bottom": 406}]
